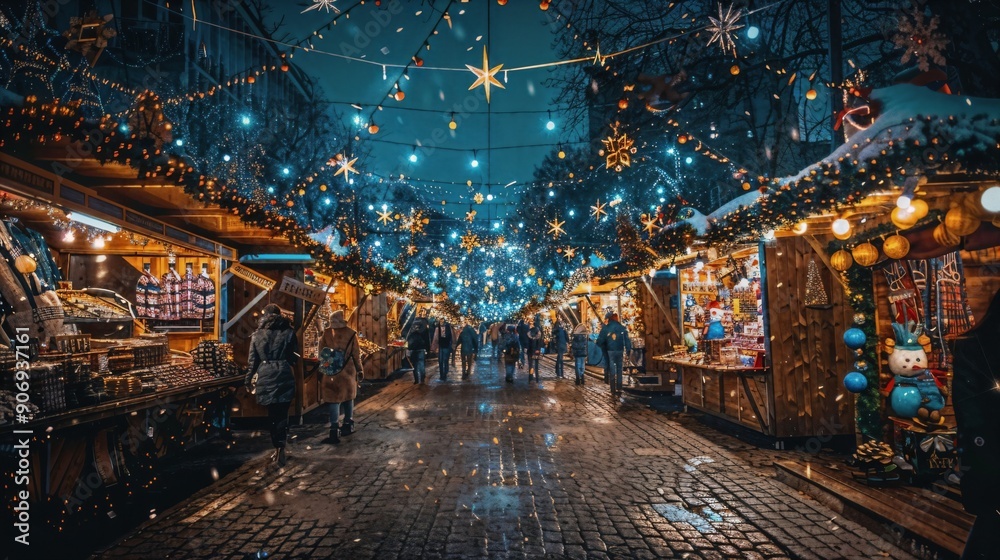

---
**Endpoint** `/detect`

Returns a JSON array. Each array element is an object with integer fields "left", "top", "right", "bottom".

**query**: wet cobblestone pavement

[{"left": 96, "top": 354, "right": 916, "bottom": 559}]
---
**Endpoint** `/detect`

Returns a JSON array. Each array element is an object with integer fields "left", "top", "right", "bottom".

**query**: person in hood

[
  {"left": 597, "top": 312, "right": 632, "bottom": 396},
  {"left": 526, "top": 325, "right": 545, "bottom": 384},
  {"left": 571, "top": 322, "right": 590, "bottom": 385},
  {"left": 551, "top": 319, "right": 569, "bottom": 379},
  {"left": 516, "top": 319, "right": 530, "bottom": 364},
  {"left": 244, "top": 304, "right": 297, "bottom": 467},
  {"left": 500, "top": 324, "right": 522, "bottom": 383},
  {"left": 406, "top": 315, "right": 431, "bottom": 384},
  {"left": 457, "top": 321, "right": 480, "bottom": 380},
  {"left": 319, "top": 309, "right": 364, "bottom": 445}
]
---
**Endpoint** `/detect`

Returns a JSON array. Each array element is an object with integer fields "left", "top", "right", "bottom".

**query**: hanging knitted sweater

[
  {"left": 160, "top": 267, "right": 182, "bottom": 321},
  {"left": 194, "top": 269, "right": 215, "bottom": 320},
  {"left": 135, "top": 270, "right": 162, "bottom": 319}
]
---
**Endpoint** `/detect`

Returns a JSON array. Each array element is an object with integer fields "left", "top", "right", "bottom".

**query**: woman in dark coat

[
  {"left": 952, "top": 289, "right": 1000, "bottom": 559},
  {"left": 244, "top": 304, "right": 297, "bottom": 467},
  {"left": 406, "top": 317, "right": 431, "bottom": 384},
  {"left": 526, "top": 326, "right": 544, "bottom": 384}
]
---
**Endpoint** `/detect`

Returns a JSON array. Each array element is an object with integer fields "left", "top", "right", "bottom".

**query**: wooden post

[
  {"left": 829, "top": 0, "right": 844, "bottom": 151},
  {"left": 347, "top": 292, "right": 369, "bottom": 329},
  {"left": 583, "top": 294, "right": 605, "bottom": 326}
]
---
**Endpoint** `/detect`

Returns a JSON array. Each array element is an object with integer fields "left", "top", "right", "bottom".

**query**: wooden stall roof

[{"left": 7, "top": 144, "right": 291, "bottom": 255}]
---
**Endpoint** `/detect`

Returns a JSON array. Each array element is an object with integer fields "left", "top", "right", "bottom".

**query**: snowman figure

[
  {"left": 703, "top": 300, "right": 726, "bottom": 340},
  {"left": 883, "top": 321, "right": 948, "bottom": 424}
]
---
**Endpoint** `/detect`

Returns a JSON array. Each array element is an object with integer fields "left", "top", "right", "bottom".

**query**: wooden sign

[
  {"left": 279, "top": 276, "right": 329, "bottom": 305},
  {"left": 223, "top": 263, "right": 275, "bottom": 291}
]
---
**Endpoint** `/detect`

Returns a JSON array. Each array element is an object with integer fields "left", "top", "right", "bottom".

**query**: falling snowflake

[
  {"left": 301, "top": 0, "right": 340, "bottom": 14},
  {"left": 460, "top": 230, "right": 481, "bottom": 253},
  {"left": 473, "top": 192, "right": 485, "bottom": 204},
  {"left": 894, "top": 8, "right": 948, "bottom": 71},
  {"left": 706, "top": 3, "right": 744, "bottom": 56}
]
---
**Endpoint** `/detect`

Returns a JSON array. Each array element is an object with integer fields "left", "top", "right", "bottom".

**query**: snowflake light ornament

[
  {"left": 706, "top": 3, "right": 744, "bottom": 56},
  {"left": 460, "top": 231, "right": 481, "bottom": 253},
  {"left": 894, "top": 8, "right": 948, "bottom": 72},
  {"left": 301, "top": 0, "right": 340, "bottom": 14},
  {"left": 601, "top": 126, "right": 637, "bottom": 173}
]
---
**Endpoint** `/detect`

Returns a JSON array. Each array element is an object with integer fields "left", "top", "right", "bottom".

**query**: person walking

[
  {"left": 450, "top": 322, "right": 460, "bottom": 368},
  {"left": 489, "top": 321, "right": 502, "bottom": 359},
  {"left": 406, "top": 315, "right": 431, "bottom": 384},
  {"left": 551, "top": 319, "right": 568, "bottom": 379},
  {"left": 244, "top": 304, "right": 297, "bottom": 467},
  {"left": 431, "top": 319, "right": 455, "bottom": 381},
  {"left": 597, "top": 312, "right": 632, "bottom": 396},
  {"left": 458, "top": 321, "right": 479, "bottom": 380},
  {"left": 526, "top": 325, "right": 544, "bottom": 384},
  {"left": 516, "top": 319, "right": 530, "bottom": 364},
  {"left": 500, "top": 325, "right": 522, "bottom": 383},
  {"left": 571, "top": 322, "right": 589, "bottom": 385},
  {"left": 319, "top": 309, "right": 364, "bottom": 445}
]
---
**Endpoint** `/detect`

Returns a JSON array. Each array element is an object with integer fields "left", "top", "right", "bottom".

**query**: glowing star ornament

[
  {"left": 563, "top": 247, "right": 576, "bottom": 260},
  {"left": 376, "top": 209, "right": 394, "bottom": 226},
  {"left": 400, "top": 210, "right": 430, "bottom": 234},
  {"left": 301, "top": 0, "right": 340, "bottom": 13},
  {"left": 332, "top": 156, "right": 359, "bottom": 181},
  {"left": 485, "top": 268, "right": 494, "bottom": 277},
  {"left": 706, "top": 3, "right": 744, "bottom": 56},
  {"left": 465, "top": 209, "right": 477, "bottom": 222},
  {"left": 450, "top": 264, "right": 459, "bottom": 273},
  {"left": 591, "top": 199, "right": 608, "bottom": 220},
  {"left": 473, "top": 192, "right": 485, "bottom": 204},
  {"left": 466, "top": 46, "right": 504, "bottom": 103},
  {"left": 407, "top": 244, "right": 418, "bottom": 256},
  {"left": 433, "top": 257, "right": 443, "bottom": 267},
  {"left": 460, "top": 230, "right": 481, "bottom": 253},
  {"left": 602, "top": 126, "right": 637, "bottom": 172},
  {"left": 547, "top": 216, "right": 566, "bottom": 239},
  {"left": 642, "top": 214, "right": 659, "bottom": 235},
  {"left": 528, "top": 267, "right": 536, "bottom": 276}
]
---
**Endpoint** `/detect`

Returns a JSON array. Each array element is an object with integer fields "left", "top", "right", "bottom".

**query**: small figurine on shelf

[
  {"left": 683, "top": 328, "right": 699, "bottom": 353},
  {"left": 703, "top": 300, "right": 726, "bottom": 340},
  {"left": 883, "top": 321, "right": 948, "bottom": 425}
]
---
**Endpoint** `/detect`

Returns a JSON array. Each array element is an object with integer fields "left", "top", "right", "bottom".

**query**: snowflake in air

[
  {"left": 894, "top": 8, "right": 948, "bottom": 71},
  {"left": 706, "top": 3, "right": 744, "bottom": 56}
]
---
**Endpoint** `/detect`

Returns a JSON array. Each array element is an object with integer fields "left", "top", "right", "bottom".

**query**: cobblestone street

[{"left": 96, "top": 355, "right": 916, "bottom": 559}]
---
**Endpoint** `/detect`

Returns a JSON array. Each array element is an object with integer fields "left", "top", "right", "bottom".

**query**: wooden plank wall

[
  {"left": 352, "top": 291, "right": 393, "bottom": 379},
  {"left": 765, "top": 236, "right": 857, "bottom": 438},
  {"left": 638, "top": 280, "right": 680, "bottom": 381}
]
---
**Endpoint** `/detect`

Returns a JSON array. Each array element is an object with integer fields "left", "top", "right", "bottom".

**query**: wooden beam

[
  {"left": 347, "top": 292, "right": 369, "bottom": 329},
  {"left": 641, "top": 275, "right": 680, "bottom": 342},
  {"left": 803, "top": 234, "right": 849, "bottom": 291},
  {"left": 583, "top": 294, "right": 605, "bottom": 326},
  {"left": 223, "top": 289, "right": 269, "bottom": 332}
]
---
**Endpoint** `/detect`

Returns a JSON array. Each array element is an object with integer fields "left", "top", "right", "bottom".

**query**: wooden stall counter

[{"left": 656, "top": 354, "right": 774, "bottom": 436}]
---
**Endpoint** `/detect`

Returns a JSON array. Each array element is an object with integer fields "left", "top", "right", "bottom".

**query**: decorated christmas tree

[{"left": 804, "top": 259, "right": 831, "bottom": 308}]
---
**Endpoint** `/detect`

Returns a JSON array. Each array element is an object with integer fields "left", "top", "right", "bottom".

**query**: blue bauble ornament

[
  {"left": 843, "top": 328, "right": 867, "bottom": 350},
  {"left": 843, "top": 371, "right": 868, "bottom": 393},
  {"left": 890, "top": 386, "right": 923, "bottom": 418}
]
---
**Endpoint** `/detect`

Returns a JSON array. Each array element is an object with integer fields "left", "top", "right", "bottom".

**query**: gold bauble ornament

[
  {"left": 852, "top": 242, "right": 880, "bottom": 267},
  {"left": 882, "top": 235, "right": 910, "bottom": 260},
  {"left": 14, "top": 254, "right": 36, "bottom": 274},
  {"left": 909, "top": 198, "right": 929, "bottom": 219},
  {"left": 944, "top": 205, "right": 980, "bottom": 237},
  {"left": 830, "top": 250, "right": 853, "bottom": 271},
  {"left": 933, "top": 223, "right": 960, "bottom": 247},
  {"left": 890, "top": 207, "right": 919, "bottom": 230},
  {"left": 730, "top": 64, "right": 740, "bottom": 76}
]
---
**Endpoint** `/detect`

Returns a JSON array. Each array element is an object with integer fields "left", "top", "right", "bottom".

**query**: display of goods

[
  {"left": 358, "top": 337, "right": 383, "bottom": 360},
  {"left": 61, "top": 356, "right": 95, "bottom": 409},
  {"left": 57, "top": 290, "right": 132, "bottom": 320},
  {"left": 0, "top": 389, "right": 40, "bottom": 424},
  {"left": 29, "top": 362, "right": 66, "bottom": 413},
  {"left": 142, "top": 364, "right": 216, "bottom": 387},
  {"left": 191, "top": 339, "right": 238, "bottom": 377},
  {"left": 0, "top": 348, "right": 15, "bottom": 377},
  {"left": 104, "top": 375, "right": 143, "bottom": 399},
  {"left": 107, "top": 348, "right": 135, "bottom": 373},
  {"left": 53, "top": 333, "right": 92, "bottom": 353},
  {"left": 704, "top": 339, "right": 728, "bottom": 364}
]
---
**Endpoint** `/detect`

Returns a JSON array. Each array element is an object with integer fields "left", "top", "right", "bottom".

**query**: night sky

[{"left": 273, "top": 1, "right": 581, "bottom": 219}]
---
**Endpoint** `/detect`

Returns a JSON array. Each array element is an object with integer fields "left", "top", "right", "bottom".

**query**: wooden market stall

[{"left": 656, "top": 238, "right": 857, "bottom": 439}]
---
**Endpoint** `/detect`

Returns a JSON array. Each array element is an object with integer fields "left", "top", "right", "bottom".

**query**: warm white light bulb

[
  {"left": 93, "top": 237, "right": 106, "bottom": 249},
  {"left": 832, "top": 218, "right": 851, "bottom": 236},
  {"left": 896, "top": 195, "right": 912, "bottom": 210},
  {"left": 792, "top": 221, "right": 808, "bottom": 235},
  {"left": 982, "top": 186, "right": 1000, "bottom": 213}
]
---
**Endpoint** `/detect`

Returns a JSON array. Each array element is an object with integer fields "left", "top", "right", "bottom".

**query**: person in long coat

[
  {"left": 406, "top": 316, "right": 431, "bottom": 384},
  {"left": 550, "top": 319, "right": 569, "bottom": 379},
  {"left": 245, "top": 304, "right": 297, "bottom": 466},
  {"left": 319, "top": 309, "right": 364, "bottom": 444},
  {"left": 457, "top": 322, "right": 480, "bottom": 380},
  {"left": 953, "top": 289, "right": 1000, "bottom": 559}
]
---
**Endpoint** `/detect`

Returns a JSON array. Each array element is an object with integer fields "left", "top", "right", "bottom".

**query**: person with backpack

[
  {"left": 457, "top": 321, "right": 479, "bottom": 380},
  {"left": 596, "top": 312, "right": 632, "bottom": 396},
  {"left": 431, "top": 319, "right": 455, "bottom": 381},
  {"left": 406, "top": 315, "right": 431, "bottom": 384},
  {"left": 501, "top": 324, "right": 522, "bottom": 383},
  {"left": 244, "top": 304, "right": 297, "bottom": 466},
  {"left": 526, "top": 325, "right": 545, "bottom": 384},
  {"left": 551, "top": 319, "right": 569, "bottom": 379},
  {"left": 319, "top": 309, "right": 364, "bottom": 444},
  {"left": 571, "top": 322, "right": 590, "bottom": 385}
]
